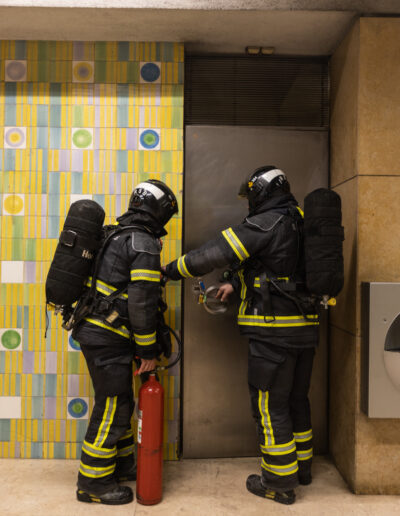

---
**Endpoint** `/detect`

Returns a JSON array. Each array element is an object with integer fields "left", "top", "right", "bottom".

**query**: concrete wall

[{"left": 330, "top": 17, "right": 400, "bottom": 494}]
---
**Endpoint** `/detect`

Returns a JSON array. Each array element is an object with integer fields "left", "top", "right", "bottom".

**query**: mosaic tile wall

[{"left": 0, "top": 41, "right": 183, "bottom": 460}]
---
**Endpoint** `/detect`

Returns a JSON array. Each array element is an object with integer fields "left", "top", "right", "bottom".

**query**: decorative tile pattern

[{"left": 0, "top": 41, "right": 184, "bottom": 460}]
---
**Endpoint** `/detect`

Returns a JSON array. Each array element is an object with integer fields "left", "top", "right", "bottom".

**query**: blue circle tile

[
  {"left": 140, "top": 129, "right": 160, "bottom": 149},
  {"left": 69, "top": 335, "right": 81, "bottom": 350},
  {"left": 141, "top": 62, "right": 160, "bottom": 83},
  {"left": 68, "top": 398, "right": 88, "bottom": 418}
]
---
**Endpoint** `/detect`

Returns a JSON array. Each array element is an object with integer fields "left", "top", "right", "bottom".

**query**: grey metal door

[{"left": 183, "top": 126, "right": 328, "bottom": 458}]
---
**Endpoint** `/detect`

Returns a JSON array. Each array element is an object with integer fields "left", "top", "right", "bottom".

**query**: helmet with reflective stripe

[
  {"left": 129, "top": 179, "right": 178, "bottom": 226},
  {"left": 239, "top": 165, "right": 290, "bottom": 210}
]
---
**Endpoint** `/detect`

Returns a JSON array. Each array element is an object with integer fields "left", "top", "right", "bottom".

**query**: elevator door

[{"left": 183, "top": 126, "right": 328, "bottom": 458}]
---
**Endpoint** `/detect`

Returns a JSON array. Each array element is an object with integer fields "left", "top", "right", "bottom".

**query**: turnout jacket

[
  {"left": 166, "top": 194, "right": 319, "bottom": 348},
  {"left": 77, "top": 213, "right": 163, "bottom": 359}
]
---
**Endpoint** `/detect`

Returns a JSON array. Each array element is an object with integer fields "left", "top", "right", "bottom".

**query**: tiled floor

[{"left": 0, "top": 456, "right": 399, "bottom": 515}]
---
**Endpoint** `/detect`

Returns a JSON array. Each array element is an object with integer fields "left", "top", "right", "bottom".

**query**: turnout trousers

[
  {"left": 248, "top": 339, "right": 315, "bottom": 492},
  {"left": 74, "top": 322, "right": 135, "bottom": 495}
]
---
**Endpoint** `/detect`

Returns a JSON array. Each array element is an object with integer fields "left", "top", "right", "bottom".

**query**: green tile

[
  {"left": 172, "top": 107, "right": 183, "bottom": 128},
  {"left": 68, "top": 352, "right": 80, "bottom": 374},
  {"left": 50, "top": 62, "right": 71, "bottom": 83},
  {"left": 31, "top": 442, "right": 43, "bottom": 458},
  {"left": 94, "top": 61, "right": 107, "bottom": 83},
  {"left": 118, "top": 42, "right": 130, "bottom": 61},
  {"left": 54, "top": 442, "right": 66, "bottom": 459},
  {"left": 24, "top": 239, "right": 37, "bottom": 260},
  {"left": 37, "top": 41, "right": 49, "bottom": 60},
  {"left": 72, "top": 106, "right": 84, "bottom": 127},
  {"left": 76, "top": 421, "right": 88, "bottom": 441},
  {"left": 95, "top": 42, "right": 107, "bottom": 60},
  {"left": 37, "top": 61, "right": 50, "bottom": 82},
  {"left": 11, "top": 239, "right": 23, "bottom": 260},
  {"left": 50, "top": 84, "right": 62, "bottom": 105},
  {"left": 31, "top": 374, "right": 45, "bottom": 396},
  {"left": 0, "top": 419, "right": 11, "bottom": 441},
  {"left": 5, "top": 105, "right": 16, "bottom": 126},
  {"left": 36, "top": 105, "right": 49, "bottom": 127},
  {"left": 14, "top": 41, "right": 26, "bottom": 60},
  {"left": 125, "top": 62, "right": 139, "bottom": 83}
]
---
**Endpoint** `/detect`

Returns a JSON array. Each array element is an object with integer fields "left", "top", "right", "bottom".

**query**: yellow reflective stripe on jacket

[
  {"left": 85, "top": 317, "right": 130, "bottom": 339},
  {"left": 79, "top": 462, "right": 116, "bottom": 479},
  {"left": 93, "top": 396, "right": 117, "bottom": 448},
  {"left": 238, "top": 314, "right": 319, "bottom": 327},
  {"left": 119, "top": 428, "right": 133, "bottom": 441},
  {"left": 261, "top": 459, "right": 299, "bottom": 476},
  {"left": 177, "top": 255, "right": 194, "bottom": 278},
  {"left": 130, "top": 269, "right": 161, "bottom": 282},
  {"left": 134, "top": 332, "right": 156, "bottom": 346},
  {"left": 296, "top": 206, "right": 304, "bottom": 218},
  {"left": 86, "top": 277, "right": 128, "bottom": 299},
  {"left": 261, "top": 440, "right": 296, "bottom": 456},
  {"left": 222, "top": 228, "right": 250, "bottom": 262},
  {"left": 238, "top": 270, "right": 248, "bottom": 315},
  {"left": 293, "top": 429, "right": 313, "bottom": 442},
  {"left": 296, "top": 448, "right": 313, "bottom": 461},
  {"left": 258, "top": 390, "right": 275, "bottom": 446}
]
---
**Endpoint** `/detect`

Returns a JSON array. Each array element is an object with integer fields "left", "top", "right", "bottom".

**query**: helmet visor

[{"left": 238, "top": 181, "right": 250, "bottom": 198}]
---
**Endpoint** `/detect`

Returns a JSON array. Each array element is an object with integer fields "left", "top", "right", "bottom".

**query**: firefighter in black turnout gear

[
  {"left": 73, "top": 180, "right": 178, "bottom": 505},
  {"left": 164, "top": 167, "right": 318, "bottom": 506}
]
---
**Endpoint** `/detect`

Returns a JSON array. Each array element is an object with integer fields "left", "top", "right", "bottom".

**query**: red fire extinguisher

[{"left": 136, "top": 374, "right": 164, "bottom": 505}]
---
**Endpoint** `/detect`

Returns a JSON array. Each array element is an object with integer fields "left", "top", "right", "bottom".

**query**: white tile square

[
  {"left": 4, "top": 127, "right": 27, "bottom": 149},
  {"left": 138, "top": 128, "right": 161, "bottom": 151},
  {"left": 0, "top": 396, "right": 22, "bottom": 418},
  {"left": 1, "top": 261, "right": 24, "bottom": 283},
  {"left": 0, "top": 329, "right": 23, "bottom": 351},
  {"left": 72, "top": 61, "right": 94, "bottom": 83},
  {"left": 71, "top": 128, "right": 94, "bottom": 150}
]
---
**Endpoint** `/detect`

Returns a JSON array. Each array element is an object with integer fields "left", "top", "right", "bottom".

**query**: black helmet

[
  {"left": 129, "top": 179, "right": 178, "bottom": 226},
  {"left": 238, "top": 166, "right": 290, "bottom": 210}
]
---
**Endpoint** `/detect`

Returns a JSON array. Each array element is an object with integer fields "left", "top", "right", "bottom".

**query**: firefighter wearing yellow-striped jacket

[
  {"left": 72, "top": 180, "right": 178, "bottom": 506},
  {"left": 165, "top": 166, "right": 318, "bottom": 506}
]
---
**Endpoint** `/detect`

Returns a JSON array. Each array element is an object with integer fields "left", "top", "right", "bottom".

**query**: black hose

[{"left": 156, "top": 325, "right": 182, "bottom": 371}]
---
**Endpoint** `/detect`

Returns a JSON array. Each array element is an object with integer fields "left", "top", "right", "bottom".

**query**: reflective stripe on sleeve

[
  {"left": 261, "top": 440, "right": 296, "bottom": 456},
  {"left": 177, "top": 256, "right": 194, "bottom": 278},
  {"left": 79, "top": 462, "right": 116, "bottom": 479},
  {"left": 261, "top": 459, "right": 299, "bottom": 477},
  {"left": 296, "top": 448, "right": 313, "bottom": 461},
  {"left": 238, "top": 314, "right": 319, "bottom": 327},
  {"left": 130, "top": 269, "right": 161, "bottom": 282},
  {"left": 134, "top": 332, "right": 157, "bottom": 346},
  {"left": 293, "top": 429, "right": 313, "bottom": 443},
  {"left": 222, "top": 228, "right": 250, "bottom": 262}
]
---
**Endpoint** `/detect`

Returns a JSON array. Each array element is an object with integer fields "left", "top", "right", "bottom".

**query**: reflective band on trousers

[
  {"left": 130, "top": 269, "right": 161, "bottom": 282},
  {"left": 86, "top": 277, "right": 128, "bottom": 299},
  {"left": 134, "top": 332, "right": 156, "bottom": 346},
  {"left": 177, "top": 256, "right": 193, "bottom": 278},
  {"left": 293, "top": 429, "right": 313, "bottom": 442},
  {"left": 238, "top": 314, "right": 319, "bottom": 327},
  {"left": 79, "top": 462, "right": 116, "bottom": 479},
  {"left": 117, "top": 444, "right": 135, "bottom": 457},
  {"left": 262, "top": 459, "right": 299, "bottom": 476},
  {"left": 297, "top": 448, "right": 313, "bottom": 461},
  {"left": 82, "top": 440, "right": 117, "bottom": 459},
  {"left": 94, "top": 396, "right": 117, "bottom": 448},
  {"left": 85, "top": 317, "right": 130, "bottom": 339},
  {"left": 258, "top": 391, "right": 275, "bottom": 446},
  {"left": 261, "top": 440, "right": 296, "bottom": 456},
  {"left": 222, "top": 228, "right": 250, "bottom": 262}
]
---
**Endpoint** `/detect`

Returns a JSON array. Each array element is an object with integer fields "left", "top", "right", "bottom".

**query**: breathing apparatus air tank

[
  {"left": 303, "top": 188, "right": 344, "bottom": 306},
  {"left": 136, "top": 374, "right": 164, "bottom": 505}
]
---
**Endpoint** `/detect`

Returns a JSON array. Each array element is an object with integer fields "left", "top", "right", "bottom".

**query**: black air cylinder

[
  {"left": 304, "top": 188, "right": 344, "bottom": 298},
  {"left": 46, "top": 200, "right": 105, "bottom": 306}
]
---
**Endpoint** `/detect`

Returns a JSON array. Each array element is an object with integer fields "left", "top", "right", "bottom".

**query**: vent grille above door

[{"left": 185, "top": 56, "right": 329, "bottom": 127}]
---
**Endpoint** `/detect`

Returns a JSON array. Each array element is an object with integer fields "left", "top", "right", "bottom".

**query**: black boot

[
  {"left": 77, "top": 485, "right": 133, "bottom": 505},
  {"left": 299, "top": 472, "right": 312, "bottom": 485},
  {"left": 116, "top": 464, "right": 137, "bottom": 482},
  {"left": 246, "top": 475, "right": 295, "bottom": 505}
]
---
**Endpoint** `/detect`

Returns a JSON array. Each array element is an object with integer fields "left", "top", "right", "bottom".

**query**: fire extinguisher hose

[{"left": 155, "top": 325, "right": 182, "bottom": 372}]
